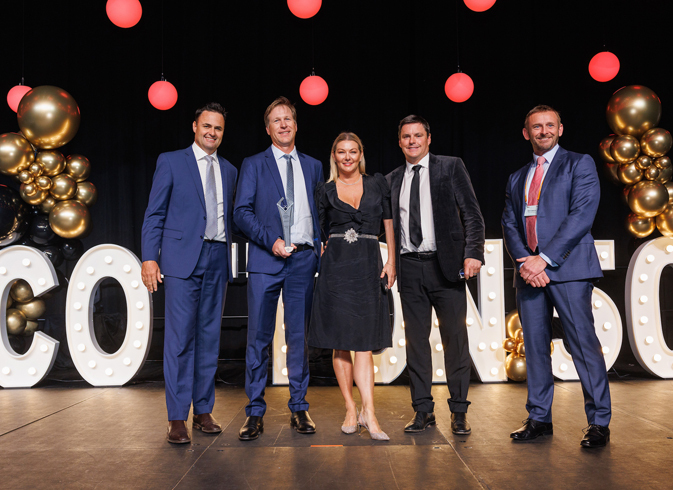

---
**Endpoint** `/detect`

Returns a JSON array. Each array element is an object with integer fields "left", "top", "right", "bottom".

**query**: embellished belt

[{"left": 330, "top": 228, "right": 378, "bottom": 244}]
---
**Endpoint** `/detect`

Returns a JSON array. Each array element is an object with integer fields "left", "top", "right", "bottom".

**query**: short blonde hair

[{"left": 328, "top": 132, "right": 367, "bottom": 183}]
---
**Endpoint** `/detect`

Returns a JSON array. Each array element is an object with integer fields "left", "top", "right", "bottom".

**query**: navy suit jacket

[
  {"left": 141, "top": 146, "right": 237, "bottom": 281},
  {"left": 234, "top": 146, "right": 323, "bottom": 274},
  {"left": 502, "top": 146, "right": 603, "bottom": 288}
]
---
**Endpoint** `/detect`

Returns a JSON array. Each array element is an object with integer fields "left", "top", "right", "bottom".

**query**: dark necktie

[
  {"left": 409, "top": 165, "right": 423, "bottom": 248},
  {"left": 204, "top": 155, "right": 218, "bottom": 239},
  {"left": 282, "top": 154, "right": 294, "bottom": 227}
]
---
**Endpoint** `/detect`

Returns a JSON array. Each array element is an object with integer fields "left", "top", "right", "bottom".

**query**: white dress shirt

[
  {"left": 192, "top": 142, "right": 226, "bottom": 242},
  {"left": 399, "top": 153, "right": 436, "bottom": 253},
  {"left": 271, "top": 145, "right": 313, "bottom": 245}
]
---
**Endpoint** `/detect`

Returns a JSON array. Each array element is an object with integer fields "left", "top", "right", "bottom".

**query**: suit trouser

[
  {"left": 245, "top": 249, "right": 318, "bottom": 417},
  {"left": 516, "top": 280, "right": 611, "bottom": 426},
  {"left": 399, "top": 254, "right": 471, "bottom": 414},
  {"left": 163, "top": 241, "right": 229, "bottom": 421}
]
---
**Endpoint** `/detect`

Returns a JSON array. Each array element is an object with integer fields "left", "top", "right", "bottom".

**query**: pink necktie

[{"left": 526, "top": 156, "right": 546, "bottom": 252}]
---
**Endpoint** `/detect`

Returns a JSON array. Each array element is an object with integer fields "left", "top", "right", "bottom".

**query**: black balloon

[
  {"left": 60, "top": 239, "right": 84, "bottom": 261},
  {"left": 30, "top": 214, "right": 55, "bottom": 245},
  {"left": 39, "top": 244, "right": 64, "bottom": 267},
  {"left": 0, "top": 185, "right": 30, "bottom": 247}
]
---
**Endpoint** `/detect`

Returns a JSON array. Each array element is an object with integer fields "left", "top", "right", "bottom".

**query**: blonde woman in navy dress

[{"left": 309, "top": 132, "right": 396, "bottom": 440}]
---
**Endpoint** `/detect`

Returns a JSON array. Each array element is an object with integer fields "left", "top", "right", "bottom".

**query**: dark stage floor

[{"left": 1, "top": 380, "right": 672, "bottom": 489}]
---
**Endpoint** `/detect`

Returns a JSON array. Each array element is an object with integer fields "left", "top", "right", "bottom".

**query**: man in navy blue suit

[
  {"left": 502, "top": 105, "right": 611, "bottom": 448},
  {"left": 234, "top": 97, "right": 323, "bottom": 441},
  {"left": 141, "top": 102, "right": 237, "bottom": 444}
]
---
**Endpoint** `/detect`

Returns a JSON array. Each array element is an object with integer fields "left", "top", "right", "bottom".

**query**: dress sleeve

[{"left": 375, "top": 173, "right": 393, "bottom": 220}]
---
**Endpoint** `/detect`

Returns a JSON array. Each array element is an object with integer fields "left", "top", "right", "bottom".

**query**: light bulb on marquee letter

[{"left": 0, "top": 246, "right": 59, "bottom": 388}]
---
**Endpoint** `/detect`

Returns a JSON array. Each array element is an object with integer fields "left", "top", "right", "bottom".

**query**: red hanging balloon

[
  {"left": 6, "top": 84, "right": 32, "bottom": 113},
  {"left": 106, "top": 0, "right": 142, "bottom": 28},
  {"left": 148, "top": 80, "right": 178, "bottom": 110},
  {"left": 444, "top": 72, "right": 474, "bottom": 103},
  {"left": 299, "top": 75, "right": 328, "bottom": 106},
  {"left": 589, "top": 51, "right": 620, "bottom": 82},
  {"left": 287, "top": 0, "right": 322, "bottom": 19},
  {"left": 464, "top": 0, "right": 496, "bottom": 12}
]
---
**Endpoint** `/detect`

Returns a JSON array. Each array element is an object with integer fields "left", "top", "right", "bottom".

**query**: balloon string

[
  {"left": 21, "top": 0, "right": 25, "bottom": 82},
  {"left": 311, "top": 18, "right": 315, "bottom": 73},
  {"left": 455, "top": 0, "right": 461, "bottom": 71},
  {"left": 161, "top": 0, "right": 165, "bottom": 78}
]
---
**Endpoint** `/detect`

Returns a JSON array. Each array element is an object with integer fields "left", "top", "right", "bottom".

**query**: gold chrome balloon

[
  {"left": 20, "top": 182, "right": 38, "bottom": 197},
  {"left": 15, "top": 298, "right": 46, "bottom": 320},
  {"left": 10, "top": 279, "right": 34, "bottom": 302},
  {"left": 622, "top": 185, "right": 632, "bottom": 205},
  {"left": 50, "top": 173, "right": 77, "bottom": 200},
  {"left": 657, "top": 166, "right": 672, "bottom": 184},
  {"left": 516, "top": 342, "right": 526, "bottom": 357},
  {"left": 665, "top": 182, "right": 673, "bottom": 201},
  {"left": 0, "top": 132, "right": 35, "bottom": 175},
  {"left": 635, "top": 155, "right": 653, "bottom": 170},
  {"left": 505, "top": 354, "right": 527, "bottom": 382},
  {"left": 610, "top": 135, "right": 640, "bottom": 164},
  {"left": 505, "top": 310, "right": 522, "bottom": 338},
  {"left": 36, "top": 175, "right": 52, "bottom": 190},
  {"left": 38, "top": 196, "right": 57, "bottom": 214},
  {"left": 65, "top": 154, "right": 91, "bottom": 182},
  {"left": 645, "top": 166, "right": 661, "bottom": 181},
  {"left": 20, "top": 185, "right": 49, "bottom": 205},
  {"left": 49, "top": 200, "right": 91, "bottom": 238},
  {"left": 640, "top": 128, "right": 672, "bottom": 158},
  {"left": 626, "top": 213, "right": 655, "bottom": 238},
  {"left": 17, "top": 86, "right": 81, "bottom": 149},
  {"left": 7, "top": 295, "right": 12, "bottom": 310},
  {"left": 76, "top": 181, "right": 97, "bottom": 206},
  {"left": 28, "top": 162, "right": 44, "bottom": 177},
  {"left": 603, "top": 161, "right": 620, "bottom": 185},
  {"left": 18, "top": 170, "right": 34, "bottom": 183},
  {"left": 550, "top": 341, "right": 554, "bottom": 355},
  {"left": 6, "top": 308, "right": 27, "bottom": 335},
  {"left": 23, "top": 320, "right": 39, "bottom": 336},
  {"left": 628, "top": 180, "right": 669, "bottom": 217},
  {"left": 599, "top": 135, "right": 616, "bottom": 162},
  {"left": 655, "top": 156, "right": 672, "bottom": 169},
  {"left": 618, "top": 162, "right": 643, "bottom": 185},
  {"left": 514, "top": 328, "right": 523, "bottom": 342},
  {"left": 36, "top": 150, "right": 66, "bottom": 176},
  {"left": 503, "top": 338, "right": 517, "bottom": 353},
  {"left": 656, "top": 205, "right": 673, "bottom": 237},
  {"left": 606, "top": 85, "right": 662, "bottom": 137}
]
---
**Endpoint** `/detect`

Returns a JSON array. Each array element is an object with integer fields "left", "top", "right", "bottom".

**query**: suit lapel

[
  {"left": 217, "top": 156, "right": 229, "bottom": 227},
  {"left": 186, "top": 148, "right": 206, "bottom": 211},
  {"left": 264, "top": 146, "right": 286, "bottom": 200},
  {"left": 428, "top": 153, "right": 441, "bottom": 217},
  {"left": 297, "top": 152, "right": 315, "bottom": 212},
  {"left": 539, "top": 147, "right": 568, "bottom": 207},
  {"left": 390, "top": 166, "right": 404, "bottom": 228}
]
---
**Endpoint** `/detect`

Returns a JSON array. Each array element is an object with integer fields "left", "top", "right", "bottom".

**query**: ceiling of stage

[{"left": 2, "top": 0, "right": 673, "bottom": 263}]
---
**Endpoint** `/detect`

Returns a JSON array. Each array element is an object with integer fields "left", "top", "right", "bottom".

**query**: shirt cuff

[{"left": 539, "top": 253, "right": 558, "bottom": 267}]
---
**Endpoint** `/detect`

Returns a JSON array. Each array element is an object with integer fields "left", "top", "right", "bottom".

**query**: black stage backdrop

[{"left": 1, "top": 0, "right": 672, "bottom": 380}]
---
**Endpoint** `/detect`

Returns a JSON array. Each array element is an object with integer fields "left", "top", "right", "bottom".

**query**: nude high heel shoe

[
  {"left": 358, "top": 410, "right": 390, "bottom": 441},
  {"left": 341, "top": 408, "right": 358, "bottom": 434}
]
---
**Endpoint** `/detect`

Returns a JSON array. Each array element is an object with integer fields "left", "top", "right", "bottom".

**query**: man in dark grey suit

[{"left": 387, "top": 115, "right": 485, "bottom": 435}]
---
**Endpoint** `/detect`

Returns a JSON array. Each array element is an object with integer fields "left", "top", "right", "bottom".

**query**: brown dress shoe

[
  {"left": 193, "top": 413, "right": 222, "bottom": 434},
  {"left": 167, "top": 420, "right": 191, "bottom": 444}
]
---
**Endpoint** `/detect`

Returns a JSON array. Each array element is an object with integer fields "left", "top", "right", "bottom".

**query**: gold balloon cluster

[
  {"left": 502, "top": 310, "right": 555, "bottom": 382},
  {"left": 601, "top": 85, "right": 673, "bottom": 238},
  {"left": 0, "top": 86, "right": 96, "bottom": 239},
  {"left": 6, "top": 280, "right": 44, "bottom": 336}
]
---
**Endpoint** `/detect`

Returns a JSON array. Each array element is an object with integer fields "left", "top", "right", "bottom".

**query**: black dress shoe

[
  {"left": 290, "top": 410, "right": 316, "bottom": 434},
  {"left": 404, "top": 411, "right": 436, "bottom": 433},
  {"left": 510, "top": 418, "right": 553, "bottom": 441},
  {"left": 581, "top": 424, "right": 610, "bottom": 448},
  {"left": 451, "top": 412, "right": 471, "bottom": 435},
  {"left": 239, "top": 416, "right": 264, "bottom": 441}
]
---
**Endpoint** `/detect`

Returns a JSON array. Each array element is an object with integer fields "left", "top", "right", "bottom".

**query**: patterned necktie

[
  {"left": 204, "top": 155, "right": 218, "bottom": 240},
  {"left": 526, "top": 156, "right": 546, "bottom": 252},
  {"left": 282, "top": 154, "right": 294, "bottom": 227},
  {"left": 409, "top": 165, "right": 423, "bottom": 248}
]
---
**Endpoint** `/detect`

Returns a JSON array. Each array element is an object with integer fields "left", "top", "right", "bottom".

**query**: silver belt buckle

[{"left": 344, "top": 228, "right": 358, "bottom": 243}]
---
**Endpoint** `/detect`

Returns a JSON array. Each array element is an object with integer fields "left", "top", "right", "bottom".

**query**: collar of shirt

[
  {"left": 405, "top": 152, "right": 430, "bottom": 174},
  {"left": 271, "top": 145, "right": 299, "bottom": 164},
  {"left": 531, "top": 144, "right": 559, "bottom": 168},
  {"left": 192, "top": 142, "right": 218, "bottom": 164}
]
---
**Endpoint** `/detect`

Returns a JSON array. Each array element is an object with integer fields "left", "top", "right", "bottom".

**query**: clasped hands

[{"left": 517, "top": 255, "right": 549, "bottom": 288}]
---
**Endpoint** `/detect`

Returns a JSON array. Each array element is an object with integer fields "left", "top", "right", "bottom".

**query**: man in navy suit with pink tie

[
  {"left": 141, "top": 103, "right": 237, "bottom": 444},
  {"left": 502, "top": 105, "right": 611, "bottom": 448}
]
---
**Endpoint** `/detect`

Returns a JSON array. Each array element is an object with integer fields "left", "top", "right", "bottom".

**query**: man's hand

[
  {"left": 463, "top": 258, "right": 482, "bottom": 279},
  {"left": 141, "top": 260, "right": 162, "bottom": 293},
  {"left": 516, "top": 255, "right": 548, "bottom": 282},
  {"left": 272, "top": 238, "right": 294, "bottom": 258},
  {"left": 527, "top": 270, "right": 550, "bottom": 288}
]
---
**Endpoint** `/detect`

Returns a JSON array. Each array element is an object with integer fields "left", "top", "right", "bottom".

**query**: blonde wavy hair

[{"left": 327, "top": 132, "right": 367, "bottom": 183}]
